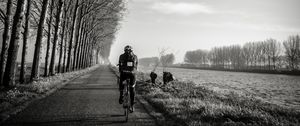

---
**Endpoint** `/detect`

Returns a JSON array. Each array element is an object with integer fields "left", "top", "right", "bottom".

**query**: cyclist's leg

[
  {"left": 129, "top": 73, "right": 136, "bottom": 106},
  {"left": 119, "top": 73, "right": 125, "bottom": 91},
  {"left": 119, "top": 73, "right": 125, "bottom": 104}
]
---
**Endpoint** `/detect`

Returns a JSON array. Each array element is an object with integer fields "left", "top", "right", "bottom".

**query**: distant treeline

[
  {"left": 139, "top": 57, "right": 159, "bottom": 67},
  {"left": 184, "top": 35, "right": 300, "bottom": 72},
  {"left": 139, "top": 54, "right": 175, "bottom": 67}
]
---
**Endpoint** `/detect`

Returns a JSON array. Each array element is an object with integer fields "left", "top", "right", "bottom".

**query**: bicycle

[{"left": 122, "top": 78, "right": 131, "bottom": 122}]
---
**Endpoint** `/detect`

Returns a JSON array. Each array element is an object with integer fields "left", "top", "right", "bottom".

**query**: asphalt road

[{"left": 3, "top": 66, "right": 158, "bottom": 126}]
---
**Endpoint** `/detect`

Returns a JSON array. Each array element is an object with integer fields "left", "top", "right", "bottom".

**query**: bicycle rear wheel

[
  {"left": 123, "top": 88, "right": 129, "bottom": 121},
  {"left": 123, "top": 79, "right": 131, "bottom": 122},
  {"left": 125, "top": 107, "right": 128, "bottom": 122}
]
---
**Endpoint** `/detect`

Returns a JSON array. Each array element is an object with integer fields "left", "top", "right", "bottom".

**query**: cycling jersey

[{"left": 119, "top": 52, "right": 138, "bottom": 72}]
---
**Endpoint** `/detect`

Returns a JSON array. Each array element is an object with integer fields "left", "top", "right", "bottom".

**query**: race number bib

[{"left": 127, "top": 62, "right": 133, "bottom": 66}]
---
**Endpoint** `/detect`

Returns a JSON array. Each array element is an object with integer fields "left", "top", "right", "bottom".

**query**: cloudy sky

[{"left": 109, "top": 0, "right": 300, "bottom": 64}]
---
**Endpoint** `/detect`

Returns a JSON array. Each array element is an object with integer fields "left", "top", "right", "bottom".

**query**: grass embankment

[
  {"left": 0, "top": 65, "right": 99, "bottom": 122},
  {"left": 136, "top": 72, "right": 300, "bottom": 126}
]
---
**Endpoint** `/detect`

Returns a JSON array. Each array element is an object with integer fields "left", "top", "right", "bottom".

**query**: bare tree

[
  {"left": 20, "top": 0, "right": 32, "bottom": 83},
  {"left": 44, "top": 0, "right": 54, "bottom": 77},
  {"left": 66, "top": 0, "right": 79, "bottom": 72},
  {"left": 72, "top": 3, "right": 84, "bottom": 71},
  {"left": 184, "top": 49, "right": 207, "bottom": 65},
  {"left": 3, "top": 0, "right": 26, "bottom": 87},
  {"left": 57, "top": 0, "right": 71, "bottom": 73},
  {"left": 49, "top": 0, "right": 63, "bottom": 75},
  {"left": 264, "top": 39, "right": 281, "bottom": 70},
  {"left": 62, "top": 9, "right": 71, "bottom": 73},
  {"left": 243, "top": 42, "right": 252, "bottom": 69},
  {"left": 283, "top": 35, "right": 300, "bottom": 70},
  {"left": 159, "top": 51, "right": 175, "bottom": 71},
  {"left": 30, "top": 0, "right": 50, "bottom": 81},
  {"left": 0, "top": 0, "right": 12, "bottom": 87},
  {"left": 228, "top": 45, "right": 244, "bottom": 69}
]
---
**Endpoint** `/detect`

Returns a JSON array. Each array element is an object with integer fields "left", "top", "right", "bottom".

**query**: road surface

[{"left": 3, "top": 66, "right": 158, "bottom": 126}]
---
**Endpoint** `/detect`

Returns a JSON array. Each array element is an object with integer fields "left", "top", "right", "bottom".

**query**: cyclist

[{"left": 118, "top": 45, "right": 138, "bottom": 112}]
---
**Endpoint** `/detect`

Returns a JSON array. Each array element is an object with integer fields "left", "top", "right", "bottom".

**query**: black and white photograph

[{"left": 0, "top": 0, "right": 299, "bottom": 125}]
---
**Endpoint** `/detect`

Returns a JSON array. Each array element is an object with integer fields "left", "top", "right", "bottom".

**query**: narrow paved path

[{"left": 4, "top": 66, "right": 157, "bottom": 126}]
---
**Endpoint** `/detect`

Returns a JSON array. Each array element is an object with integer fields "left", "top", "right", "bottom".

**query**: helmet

[{"left": 124, "top": 45, "right": 133, "bottom": 52}]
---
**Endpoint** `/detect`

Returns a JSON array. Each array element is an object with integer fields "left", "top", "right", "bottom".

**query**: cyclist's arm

[
  {"left": 118, "top": 55, "right": 123, "bottom": 72},
  {"left": 134, "top": 55, "right": 138, "bottom": 72}
]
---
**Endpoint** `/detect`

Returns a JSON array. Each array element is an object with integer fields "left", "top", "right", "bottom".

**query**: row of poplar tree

[
  {"left": 0, "top": 0, "right": 124, "bottom": 88},
  {"left": 184, "top": 35, "right": 300, "bottom": 70}
]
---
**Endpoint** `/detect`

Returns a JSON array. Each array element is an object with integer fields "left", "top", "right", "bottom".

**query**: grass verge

[
  {"left": 136, "top": 72, "right": 300, "bottom": 126},
  {"left": 0, "top": 65, "right": 99, "bottom": 123}
]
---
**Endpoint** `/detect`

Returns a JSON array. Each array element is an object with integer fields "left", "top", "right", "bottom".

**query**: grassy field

[
  {"left": 139, "top": 66, "right": 300, "bottom": 110},
  {"left": 136, "top": 72, "right": 300, "bottom": 126}
]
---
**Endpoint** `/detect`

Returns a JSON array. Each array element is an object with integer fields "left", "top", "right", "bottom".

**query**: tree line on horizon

[
  {"left": 184, "top": 35, "right": 300, "bottom": 71},
  {"left": 0, "top": 0, "right": 125, "bottom": 89},
  {"left": 139, "top": 53, "right": 175, "bottom": 69}
]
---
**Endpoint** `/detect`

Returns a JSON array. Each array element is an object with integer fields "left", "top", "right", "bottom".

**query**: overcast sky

[{"left": 109, "top": 0, "right": 300, "bottom": 64}]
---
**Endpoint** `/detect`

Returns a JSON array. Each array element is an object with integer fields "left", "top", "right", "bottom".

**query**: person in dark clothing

[
  {"left": 118, "top": 45, "right": 138, "bottom": 112},
  {"left": 150, "top": 71, "right": 157, "bottom": 84},
  {"left": 163, "top": 72, "right": 174, "bottom": 84}
]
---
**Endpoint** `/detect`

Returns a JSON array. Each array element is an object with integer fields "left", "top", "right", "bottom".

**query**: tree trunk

[
  {"left": 96, "top": 49, "right": 100, "bottom": 64},
  {"left": 83, "top": 37, "right": 90, "bottom": 68},
  {"left": 72, "top": 6, "right": 84, "bottom": 71},
  {"left": 268, "top": 56, "right": 271, "bottom": 70},
  {"left": 86, "top": 45, "right": 90, "bottom": 68},
  {"left": 62, "top": 17, "right": 70, "bottom": 73},
  {"left": 30, "top": 0, "right": 49, "bottom": 81},
  {"left": 0, "top": 0, "right": 12, "bottom": 86},
  {"left": 87, "top": 42, "right": 93, "bottom": 67},
  {"left": 273, "top": 57, "right": 276, "bottom": 70},
  {"left": 79, "top": 31, "right": 88, "bottom": 69},
  {"left": 89, "top": 46, "right": 93, "bottom": 67},
  {"left": 66, "top": 0, "right": 79, "bottom": 72},
  {"left": 62, "top": 34, "right": 68, "bottom": 73},
  {"left": 76, "top": 21, "right": 86, "bottom": 69},
  {"left": 3, "top": 0, "right": 26, "bottom": 87},
  {"left": 49, "top": 0, "right": 63, "bottom": 76},
  {"left": 20, "top": 0, "right": 32, "bottom": 83},
  {"left": 62, "top": 1, "right": 72, "bottom": 73},
  {"left": 58, "top": 8, "right": 67, "bottom": 73},
  {"left": 44, "top": 0, "right": 54, "bottom": 77},
  {"left": 82, "top": 39, "right": 87, "bottom": 68}
]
